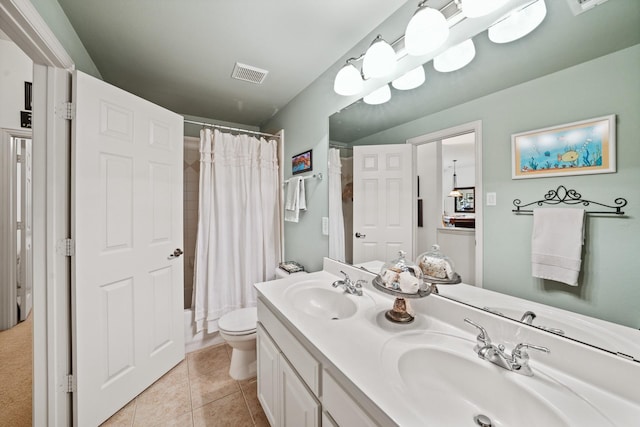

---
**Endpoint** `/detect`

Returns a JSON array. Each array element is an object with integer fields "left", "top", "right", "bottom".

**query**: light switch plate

[
  {"left": 486, "top": 192, "right": 497, "bottom": 206},
  {"left": 322, "top": 217, "right": 329, "bottom": 235}
]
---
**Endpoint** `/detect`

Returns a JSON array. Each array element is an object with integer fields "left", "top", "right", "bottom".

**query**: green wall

[
  {"left": 30, "top": 0, "right": 101, "bottom": 78},
  {"left": 269, "top": 44, "right": 640, "bottom": 328}
]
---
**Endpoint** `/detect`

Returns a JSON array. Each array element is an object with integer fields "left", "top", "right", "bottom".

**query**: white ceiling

[{"left": 56, "top": 0, "right": 409, "bottom": 126}]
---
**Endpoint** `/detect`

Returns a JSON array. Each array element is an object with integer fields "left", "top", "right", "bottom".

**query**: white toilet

[
  {"left": 218, "top": 307, "right": 258, "bottom": 380},
  {"left": 218, "top": 267, "right": 305, "bottom": 380}
]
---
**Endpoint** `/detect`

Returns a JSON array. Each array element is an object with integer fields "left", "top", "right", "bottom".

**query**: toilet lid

[{"left": 218, "top": 307, "right": 257, "bottom": 334}]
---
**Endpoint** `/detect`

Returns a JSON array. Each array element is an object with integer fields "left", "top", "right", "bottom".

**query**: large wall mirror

[{"left": 327, "top": 0, "right": 640, "bottom": 361}]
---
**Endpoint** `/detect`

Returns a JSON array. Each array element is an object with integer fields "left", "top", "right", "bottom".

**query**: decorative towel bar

[{"left": 512, "top": 185, "right": 627, "bottom": 215}]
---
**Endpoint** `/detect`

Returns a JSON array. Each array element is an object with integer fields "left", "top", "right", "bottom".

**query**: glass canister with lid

[
  {"left": 416, "top": 244, "right": 461, "bottom": 284},
  {"left": 377, "top": 250, "right": 427, "bottom": 295}
]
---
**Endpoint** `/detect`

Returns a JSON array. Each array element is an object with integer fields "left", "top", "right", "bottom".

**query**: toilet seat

[{"left": 218, "top": 307, "right": 257, "bottom": 336}]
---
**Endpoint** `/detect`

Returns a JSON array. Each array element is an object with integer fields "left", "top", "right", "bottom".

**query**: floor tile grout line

[{"left": 238, "top": 380, "right": 258, "bottom": 427}]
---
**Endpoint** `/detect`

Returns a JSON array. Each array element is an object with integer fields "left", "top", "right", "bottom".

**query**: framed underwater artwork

[{"left": 511, "top": 115, "right": 616, "bottom": 179}]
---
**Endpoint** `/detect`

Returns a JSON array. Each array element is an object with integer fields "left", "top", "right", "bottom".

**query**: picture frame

[
  {"left": 511, "top": 114, "right": 615, "bottom": 179},
  {"left": 292, "top": 149, "right": 313, "bottom": 175},
  {"left": 454, "top": 187, "right": 475, "bottom": 213}
]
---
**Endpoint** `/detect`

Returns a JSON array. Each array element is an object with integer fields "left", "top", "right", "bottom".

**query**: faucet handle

[
  {"left": 464, "top": 318, "right": 491, "bottom": 350},
  {"left": 512, "top": 343, "right": 550, "bottom": 361},
  {"left": 355, "top": 279, "right": 366, "bottom": 288},
  {"left": 339, "top": 270, "right": 351, "bottom": 283}
]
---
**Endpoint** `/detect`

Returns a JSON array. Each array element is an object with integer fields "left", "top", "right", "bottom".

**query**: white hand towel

[
  {"left": 284, "top": 177, "right": 306, "bottom": 223},
  {"left": 531, "top": 208, "right": 585, "bottom": 286}
]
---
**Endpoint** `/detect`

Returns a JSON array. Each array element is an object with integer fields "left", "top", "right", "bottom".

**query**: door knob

[
  {"left": 355, "top": 232, "right": 366, "bottom": 238},
  {"left": 168, "top": 248, "right": 183, "bottom": 259}
]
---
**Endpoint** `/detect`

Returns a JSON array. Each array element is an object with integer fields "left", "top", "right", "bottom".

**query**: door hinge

[
  {"left": 57, "top": 238, "right": 75, "bottom": 257},
  {"left": 56, "top": 102, "right": 75, "bottom": 120},
  {"left": 65, "top": 374, "right": 76, "bottom": 393},
  {"left": 17, "top": 154, "right": 23, "bottom": 163},
  {"left": 17, "top": 221, "right": 22, "bottom": 230}
]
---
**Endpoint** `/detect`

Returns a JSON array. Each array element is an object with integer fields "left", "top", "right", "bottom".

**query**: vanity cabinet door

[
  {"left": 279, "top": 355, "right": 320, "bottom": 427},
  {"left": 257, "top": 325, "right": 280, "bottom": 426}
]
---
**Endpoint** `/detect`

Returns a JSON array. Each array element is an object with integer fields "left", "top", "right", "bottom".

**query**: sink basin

[
  {"left": 381, "top": 332, "right": 614, "bottom": 427},
  {"left": 284, "top": 281, "right": 358, "bottom": 320}
]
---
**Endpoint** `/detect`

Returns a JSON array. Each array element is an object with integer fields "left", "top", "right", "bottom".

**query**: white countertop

[{"left": 254, "top": 259, "right": 640, "bottom": 426}]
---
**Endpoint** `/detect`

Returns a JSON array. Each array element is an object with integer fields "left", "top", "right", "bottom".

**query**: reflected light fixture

[
  {"left": 434, "top": 39, "right": 476, "bottom": 73},
  {"left": 404, "top": 2, "right": 449, "bottom": 56},
  {"left": 459, "top": 0, "right": 510, "bottom": 18},
  {"left": 392, "top": 65, "right": 426, "bottom": 90},
  {"left": 488, "top": 0, "right": 547, "bottom": 44},
  {"left": 363, "top": 84, "right": 391, "bottom": 105},
  {"left": 448, "top": 160, "right": 463, "bottom": 197},
  {"left": 362, "top": 35, "right": 397, "bottom": 79},
  {"left": 333, "top": 59, "right": 364, "bottom": 96}
]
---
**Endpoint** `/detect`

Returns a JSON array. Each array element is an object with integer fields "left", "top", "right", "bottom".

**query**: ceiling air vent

[
  {"left": 231, "top": 62, "right": 269, "bottom": 84},
  {"left": 565, "top": 0, "right": 611, "bottom": 16}
]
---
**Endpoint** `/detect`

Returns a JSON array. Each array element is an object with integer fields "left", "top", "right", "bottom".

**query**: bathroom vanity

[{"left": 254, "top": 258, "right": 640, "bottom": 426}]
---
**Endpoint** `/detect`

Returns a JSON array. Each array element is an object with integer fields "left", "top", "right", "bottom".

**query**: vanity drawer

[
  {"left": 322, "top": 370, "right": 377, "bottom": 427},
  {"left": 258, "top": 299, "right": 320, "bottom": 395}
]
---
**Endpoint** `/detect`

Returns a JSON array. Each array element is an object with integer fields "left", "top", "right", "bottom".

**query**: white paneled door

[
  {"left": 352, "top": 144, "right": 414, "bottom": 264},
  {"left": 71, "top": 70, "right": 184, "bottom": 426}
]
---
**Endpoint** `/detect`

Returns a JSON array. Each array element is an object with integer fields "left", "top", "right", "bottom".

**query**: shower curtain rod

[{"left": 183, "top": 119, "right": 280, "bottom": 139}]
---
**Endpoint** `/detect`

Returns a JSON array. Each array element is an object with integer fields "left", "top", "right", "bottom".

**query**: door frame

[
  {"left": 407, "top": 120, "right": 483, "bottom": 287},
  {"left": 0, "top": 127, "right": 33, "bottom": 329},
  {"left": 0, "top": 0, "right": 74, "bottom": 425}
]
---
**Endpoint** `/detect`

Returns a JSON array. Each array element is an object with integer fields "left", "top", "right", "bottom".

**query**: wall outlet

[
  {"left": 486, "top": 192, "right": 497, "bottom": 206},
  {"left": 322, "top": 217, "right": 329, "bottom": 235}
]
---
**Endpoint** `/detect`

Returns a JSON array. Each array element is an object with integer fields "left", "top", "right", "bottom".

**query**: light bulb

[
  {"left": 362, "top": 37, "right": 397, "bottom": 79},
  {"left": 460, "top": 0, "right": 510, "bottom": 18},
  {"left": 392, "top": 65, "right": 426, "bottom": 91},
  {"left": 333, "top": 63, "right": 364, "bottom": 96},
  {"left": 405, "top": 6, "right": 449, "bottom": 56},
  {"left": 433, "top": 39, "right": 476, "bottom": 73},
  {"left": 363, "top": 84, "right": 391, "bottom": 105},
  {"left": 488, "top": 0, "right": 547, "bottom": 44}
]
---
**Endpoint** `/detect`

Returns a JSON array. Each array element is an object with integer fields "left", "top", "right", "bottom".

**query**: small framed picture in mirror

[
  {"left": 454, "top": 187, "right": 475, "bottom": 213},
  {"left": 292, "top": 149, "right": 312, "bottom": 175}
]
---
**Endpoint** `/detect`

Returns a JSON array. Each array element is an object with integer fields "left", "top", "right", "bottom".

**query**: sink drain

[
  {"left": 331, "top": 317, "right": 339, "bottom": 320},
  {"left": 474, "top": 414, "right": 493, "bottom": 427}
]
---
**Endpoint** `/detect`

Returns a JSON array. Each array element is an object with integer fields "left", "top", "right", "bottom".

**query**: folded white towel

[
  {"left": 284, "top": 177, "right": 306, "bottom": 223},
  {"left": 531, "top": 208, "right": 585, "bottom": 286}
]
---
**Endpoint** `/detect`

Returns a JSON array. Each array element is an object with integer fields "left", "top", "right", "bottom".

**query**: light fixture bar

[{"left": 342, "top": 0, "right": 464, "bottom": 68}]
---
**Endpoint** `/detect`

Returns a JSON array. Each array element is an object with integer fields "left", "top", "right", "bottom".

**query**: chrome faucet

[
  {"left": 464, "top": 318, "right": 550, "bottom": 376},
  {"left": 520, "top": 310, "right": 537, "bottom": 324},
  {"left": 332, "top": 271, "right": 364, "bottom": 296},
  {"left": 519, "top": 310, "right": 566, "bottom": 335}
]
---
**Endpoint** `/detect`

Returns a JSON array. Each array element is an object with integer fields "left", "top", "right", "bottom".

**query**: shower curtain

[
  {"left": 193, "top": 128, "right": 282, "bottom": 333},
  {"left": 328, "top": 148, "right": 345, "bottom": 262}
]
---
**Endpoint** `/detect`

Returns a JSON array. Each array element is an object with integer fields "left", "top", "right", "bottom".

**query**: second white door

[{"left": 352, "top": 144, "right": 414, "bottom": 264}]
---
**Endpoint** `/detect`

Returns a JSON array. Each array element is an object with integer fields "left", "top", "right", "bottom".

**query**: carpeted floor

[{"left": 0, "top": 313, "right": 32, "bottom": 427}]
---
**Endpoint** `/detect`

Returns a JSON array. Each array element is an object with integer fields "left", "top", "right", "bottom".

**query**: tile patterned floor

[{"left": 101, "top": 344, "right": 268, "bottom": 427}]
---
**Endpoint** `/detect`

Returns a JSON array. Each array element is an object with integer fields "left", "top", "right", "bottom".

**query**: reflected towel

[
  {"left": 531, "top": 208, "right": 585, "bottom": 286},
  {"left": 284, "top": 177, "right": 306, "bottom": 223}
]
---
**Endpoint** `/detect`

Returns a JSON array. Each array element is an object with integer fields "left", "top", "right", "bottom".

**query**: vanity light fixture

[
  {"left": 362, "top": 35, "right": 397, "bottom": 79},
  {"left": 448, "top": 160, "right": 463, "bottom": 197},
  {"left": 434, "top": 38, "right": 476, "bottom": 72},
  {"left": 392, "top": 65, "right": 426, "bottom": 90},
  {"left": 363, "top": 84, "right": 391, "bottom": 105},
  {"left": 459, "top": 0, "right": 510, "bottom": 18},
  {"left": 333, "top": 59, "right": 364, "bottom": 96},
  {"left": 404, "top": 2, "right": 450, "bottom": 57},
  {"left": 488, "top": 0, "right": 547, "bottom": 44}
]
